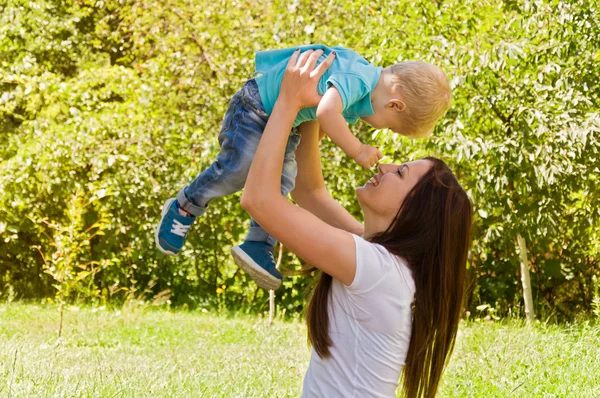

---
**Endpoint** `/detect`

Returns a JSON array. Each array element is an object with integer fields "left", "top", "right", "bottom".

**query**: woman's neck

[{"left": 362, "top": 215, "right": 393, "bottom": 240}]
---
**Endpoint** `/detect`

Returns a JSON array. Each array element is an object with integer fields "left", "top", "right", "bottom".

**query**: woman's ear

[{"left": 386, "top": 99, "right": 406, "bottom": 113}]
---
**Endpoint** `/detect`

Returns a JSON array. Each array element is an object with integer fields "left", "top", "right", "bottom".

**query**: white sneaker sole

[
  {"left": 231, "top": 245, "right": 281, "bottom": 290},
  {"left": 155, "top": 198, "right": 177, "bottom": 256}
]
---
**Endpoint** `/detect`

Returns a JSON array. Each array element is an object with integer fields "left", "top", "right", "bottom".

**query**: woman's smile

[{"left": 368, "top": 174, "right": 380, "bottom": 186}]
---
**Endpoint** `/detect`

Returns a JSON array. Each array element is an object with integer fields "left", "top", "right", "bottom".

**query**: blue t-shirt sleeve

[{"left": 326, "top": 73, "right": 370, "bottom": 111}]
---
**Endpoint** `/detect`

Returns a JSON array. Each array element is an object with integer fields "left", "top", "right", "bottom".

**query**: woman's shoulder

[
  {"left": 351, "top": 234, "right": 402, "bottom": 265},
  {"left": 349, "top": 234, "right": 416, "bottom": 295}
]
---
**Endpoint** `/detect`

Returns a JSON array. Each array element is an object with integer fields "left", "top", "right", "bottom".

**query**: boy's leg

[
  {"left": 156, "top": 81, "right": 266, "bottom": 255},
  {"left": 247, "top": 128, "right": 302, "bottom": 242},
  {"left": 231, "top": 128, "right": 302, "bottom": 290},
  {"left": 177, "top": 103, "right": 262, "bottom": 216}
]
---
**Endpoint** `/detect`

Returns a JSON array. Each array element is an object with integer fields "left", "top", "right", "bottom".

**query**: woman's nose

[{"left": 378, "top": 164, "right": 392, "bottom": 174}]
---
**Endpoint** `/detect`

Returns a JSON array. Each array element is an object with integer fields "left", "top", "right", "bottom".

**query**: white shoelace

[{"left": 171, "top": 219, "right": 191, "bottom": 237}]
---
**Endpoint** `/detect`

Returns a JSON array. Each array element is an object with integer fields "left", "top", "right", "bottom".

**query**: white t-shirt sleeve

[
  {"left": 348, "top": 234, "right": 415, "bottom": 296},
  {"left": 344, "top": 235, "right": 416, "bottom": 333}
]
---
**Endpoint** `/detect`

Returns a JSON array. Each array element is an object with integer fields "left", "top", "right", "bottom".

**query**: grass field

[{"left": 1, "top": 303, "right": 599, "bottom": 397}]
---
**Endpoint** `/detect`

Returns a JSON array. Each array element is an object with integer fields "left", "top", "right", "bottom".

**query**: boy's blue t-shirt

[{"left": 254, "top": 44, "right": 382, "bottom": 128}]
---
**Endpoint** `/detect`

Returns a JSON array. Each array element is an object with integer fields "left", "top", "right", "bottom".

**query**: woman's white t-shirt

[{"left": 301, "top": 234, "right": 416, "bottom": 398}]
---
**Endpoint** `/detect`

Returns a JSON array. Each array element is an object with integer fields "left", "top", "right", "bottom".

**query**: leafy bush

[{"left": 1, "top": 0, "right": 598, "bottom": 319}]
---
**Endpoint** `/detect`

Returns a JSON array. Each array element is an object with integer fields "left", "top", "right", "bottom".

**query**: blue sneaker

[
  {"left": 155, "top": 198, "right": 195, "bottom": 255},
  {"left": 231, "top": 241, "right": 282, "bottom": 290}
]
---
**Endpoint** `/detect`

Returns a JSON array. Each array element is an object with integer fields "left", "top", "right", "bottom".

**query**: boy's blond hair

[{"left": 387, "top": 61, "right": 451, "bottom": 139}]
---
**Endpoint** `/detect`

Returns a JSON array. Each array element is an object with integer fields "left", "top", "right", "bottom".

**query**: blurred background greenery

[{"left": 1, "top": 0, "right": 598, "bottom": 320}]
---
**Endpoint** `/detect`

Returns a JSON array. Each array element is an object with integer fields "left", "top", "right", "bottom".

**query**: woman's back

[{"left": 302, "top": 235, "right": 416, "bottom": 398}]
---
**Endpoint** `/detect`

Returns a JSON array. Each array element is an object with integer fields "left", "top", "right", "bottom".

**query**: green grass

[{"left": 1, "top": 303, "right": 599, "bottom": 397}]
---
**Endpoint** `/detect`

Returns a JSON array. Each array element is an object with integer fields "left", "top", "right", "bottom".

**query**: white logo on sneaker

[{"left": 171, "top": 220, "right": 191, "bottom": 237}]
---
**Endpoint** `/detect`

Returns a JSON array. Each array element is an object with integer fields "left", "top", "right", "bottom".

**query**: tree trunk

[
  {"left": 517, "top": 234, "right": 535, "bottom": 323},
  {"left": 269, "top": 243, "right": 284, "bottom": 327}
]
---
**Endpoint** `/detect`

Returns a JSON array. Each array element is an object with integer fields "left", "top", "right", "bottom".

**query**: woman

[{"left": 241, "top": 50, "right": 472, "bottom": 397}]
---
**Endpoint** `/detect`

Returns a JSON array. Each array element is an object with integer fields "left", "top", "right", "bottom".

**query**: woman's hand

[{"left": 277, "top": 49, "right": 336, "bottom": 112}]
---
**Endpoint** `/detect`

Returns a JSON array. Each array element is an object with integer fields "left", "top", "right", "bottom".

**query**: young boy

[{"left": 155, "top": 44, "right": 451, "bottom": 290}]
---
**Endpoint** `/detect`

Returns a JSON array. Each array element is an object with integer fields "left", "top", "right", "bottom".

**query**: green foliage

[
  {"left": 1, "top": 0, "right": 599, "bottom": 318},
  {"left": 592, "top": 275, "right": 600, "bottom": 320},
  {"left": 36, "top": 190, "right": 108, "bottom": 336}
]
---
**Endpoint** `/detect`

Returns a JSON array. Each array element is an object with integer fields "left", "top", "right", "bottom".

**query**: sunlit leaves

[{"left": 0, "top": 0, "right": 598, "bottom": 318}]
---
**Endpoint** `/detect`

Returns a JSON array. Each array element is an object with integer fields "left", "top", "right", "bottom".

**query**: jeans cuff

[
  {"left": 246, "top": 226, "right": 277, "bottom": 246},
  {"left": 176, "top": 188, "right": 206, "bottom": 217}
]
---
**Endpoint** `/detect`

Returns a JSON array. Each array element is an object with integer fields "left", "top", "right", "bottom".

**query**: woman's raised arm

[
  {"left": 241, "top": 49, "right": 357, "bottom": 286},
  {"left": 292, "top": 121, "right": 364, "bottom": 235}
]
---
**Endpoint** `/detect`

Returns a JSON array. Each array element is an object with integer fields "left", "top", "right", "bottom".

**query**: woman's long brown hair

[{"left": 306, "top": 157, "right": 472, "bottom": 398}]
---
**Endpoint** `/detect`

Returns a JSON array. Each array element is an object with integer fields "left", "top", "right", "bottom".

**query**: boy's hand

[{"left": 353, "top": 144, "right": 383, "bottom": 169}]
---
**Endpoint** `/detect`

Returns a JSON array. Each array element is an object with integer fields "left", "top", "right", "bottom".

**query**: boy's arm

[
  {"left": 316, "top": 87, "right": 361, "bottom": 157},
  {"left": 291, "top": 121, "right": 364, "bottom": 236},
  {"left": 316, "top": 87, "right": 382, "bottom": 169}
]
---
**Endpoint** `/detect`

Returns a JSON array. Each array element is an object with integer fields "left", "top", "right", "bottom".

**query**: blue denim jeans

[{"left": 176, "top": 79, "right": 301, "bottom": 246}]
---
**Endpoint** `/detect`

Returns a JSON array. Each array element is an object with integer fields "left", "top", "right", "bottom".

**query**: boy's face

[
  {"left": 362, "top": 89, "right": 408, "bottom": 134},
  {"left": 362, "top": 106, "right": 405, "bottom": 135}
]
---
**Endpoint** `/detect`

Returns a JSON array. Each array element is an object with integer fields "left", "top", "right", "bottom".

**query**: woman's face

[{"left": 356, "top": 160, "right": 433, "bottom": 218}]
